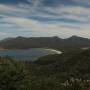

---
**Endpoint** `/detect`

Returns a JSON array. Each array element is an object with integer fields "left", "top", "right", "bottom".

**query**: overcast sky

[{"left": 0, "top": 0, "right": 90, "bottom": 39}]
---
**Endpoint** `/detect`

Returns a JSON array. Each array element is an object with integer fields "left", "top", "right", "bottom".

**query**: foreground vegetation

[{"left": 1, "top": 49, "right": 90, "bottom": 89}]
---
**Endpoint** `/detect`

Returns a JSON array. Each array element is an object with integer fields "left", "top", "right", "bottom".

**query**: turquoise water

[{"left": 0, "top": 48, "right": 62, "bottom": 61}]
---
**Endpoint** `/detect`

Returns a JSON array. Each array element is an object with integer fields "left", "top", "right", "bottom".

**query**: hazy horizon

[
  {"left": 0, "top": 35, "right": 90, "bottom": 40},
  {"left": 0, "top": 0, "right": 90, "bottom": 39}
]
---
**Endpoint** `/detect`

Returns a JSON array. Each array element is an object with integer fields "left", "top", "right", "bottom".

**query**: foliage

[
  {"left": 0, "top": 56, "right": 27, "bottom": 90},
  {"left": 62, "top": 78, "right": 90, "bottom": 90},
  {"left": 1, "top": 49, "right": 90, "bottom": 89}
]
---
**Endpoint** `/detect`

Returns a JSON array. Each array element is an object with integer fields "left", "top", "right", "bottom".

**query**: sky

[{"left": 0, "top": 0, "right": 90, "bottom": 39}]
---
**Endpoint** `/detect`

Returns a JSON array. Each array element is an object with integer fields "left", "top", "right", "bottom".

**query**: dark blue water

[{"left": 0, "top": 48, "right": 61, "bottom": 61}]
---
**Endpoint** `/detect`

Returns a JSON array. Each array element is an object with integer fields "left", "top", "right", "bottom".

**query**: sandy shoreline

[
  {"left": 45, "top": 49, "right": 62, "bottom": 54},
  {"left": 0, "top": 48, "right": 62, "bottom": 55}
]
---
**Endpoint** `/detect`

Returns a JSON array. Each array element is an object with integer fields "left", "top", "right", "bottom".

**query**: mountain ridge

[{"left": 0, "top": 35, "right": 90, "bottom": 49}]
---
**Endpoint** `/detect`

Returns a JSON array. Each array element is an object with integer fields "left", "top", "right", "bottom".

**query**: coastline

[
  {"left": 0, "top": 48, "right": 62, "bottom": 55},
  {"left": 45, "top": 48, "right": 62, "bottom": 54},
  {"left": 0, "top": 48, "right": 8, "bottom": 51}
]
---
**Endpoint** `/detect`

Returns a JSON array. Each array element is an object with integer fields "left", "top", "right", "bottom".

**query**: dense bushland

[{"left": 1, "top": 49, "right": 90, "bottom": 89}]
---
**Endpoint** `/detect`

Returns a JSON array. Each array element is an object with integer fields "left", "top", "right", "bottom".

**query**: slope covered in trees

[{"left": 1, "top": 49, "right": 90, "bottom": 89}]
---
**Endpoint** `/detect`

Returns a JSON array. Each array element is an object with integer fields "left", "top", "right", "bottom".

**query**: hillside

[
  {"left": 25, "top": 49, "right": 90, "bottom": 89},
  {"left": 0, "top": 36, "right": 90, "bottom": 50},
  {"left": 34, "top": 49, "right": 90, "bottom": 79},
  {"left": 0, "top": 49, "right": 90, "bottom": 89}
]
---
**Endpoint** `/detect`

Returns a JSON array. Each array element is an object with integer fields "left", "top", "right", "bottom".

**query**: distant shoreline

[
  {"left": 0, "top": 48, "right": 62, "bottom": 55},
  {"left": 45, "top": 48, "right": 62, "bottom": 54},
  {"left": 0, "top": 48, "right": 8, "bottom": 50},
  {"left": 0, "top": 48, "right": 62, "bottom": 53}
]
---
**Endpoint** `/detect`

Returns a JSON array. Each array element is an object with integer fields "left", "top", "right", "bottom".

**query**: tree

[{"left": 0, "top": 57, "right": 27, "bottom": 90}]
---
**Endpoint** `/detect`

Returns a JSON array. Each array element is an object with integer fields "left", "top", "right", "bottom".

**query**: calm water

[{"left": 0, "top": 48, "right": 62, "bottom": 61}]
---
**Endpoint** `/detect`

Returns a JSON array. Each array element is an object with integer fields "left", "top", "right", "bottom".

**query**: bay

[{"left": 0, "top": 48, "right": 62, "bottom": 61}]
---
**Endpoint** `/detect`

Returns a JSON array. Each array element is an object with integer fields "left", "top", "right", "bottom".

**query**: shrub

[{"left": 0, "top": 57, "right": 27, "bottom": 90}]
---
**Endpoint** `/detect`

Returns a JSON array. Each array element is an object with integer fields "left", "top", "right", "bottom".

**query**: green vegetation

[
  {"left": 0, "top": 57, "right": 27, "bottom": 90},
  {"left": 1, "top": 49, "right": 90, "bottom": 89}
]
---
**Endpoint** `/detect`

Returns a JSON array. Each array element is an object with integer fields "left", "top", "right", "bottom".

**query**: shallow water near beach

[{"left": 0, "top": 48, "right": 62, "bottom": 61}]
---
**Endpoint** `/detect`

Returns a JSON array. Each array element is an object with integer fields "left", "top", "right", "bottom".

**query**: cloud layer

[{"left": 0, "top": 0, "right": 90, "bottom": 39}]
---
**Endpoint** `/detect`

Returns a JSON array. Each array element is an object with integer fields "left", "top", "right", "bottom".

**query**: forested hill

[
  {"left": 35, "top": 49, "right": 90, "bottom": 79},
  {"left": 0, "top": 35, "right": 90, "bottom": 49},
  {"left": 1, "top": 46, "right": 90, "bottom": 89}
]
